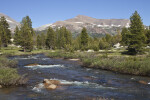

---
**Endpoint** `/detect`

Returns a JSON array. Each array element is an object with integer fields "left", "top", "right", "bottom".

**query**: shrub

[{"left": 0, "top": 56, "right": 27, "bottom": 87}]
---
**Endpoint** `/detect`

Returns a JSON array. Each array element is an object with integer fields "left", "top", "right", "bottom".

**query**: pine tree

[
  {"left": 26, "top": 16, "right": 32, "bottom": 29},
  {"left": 99, "top": 39, "right": 110, "bottom": 50},
  {"left": 121, "top": 27, "right": 130, "bottom": 46},
  {"left": 63, "top": 27, "right": 72, "bottom": 50},
  {"left": 72, "top": 34, "right": 81, "bottom": 50},
  {"left": 36, "top": 34, "right": 42, "bottom": 49},
  {"left": 56, "top": 29, "right": 61, "bottom": 49},
  {"left": 0, "top": 26, "right": 7, "bottom": 47},
  {"left": 114, "top": 30, "right": 122, "bottom": 44},
  {"left": 59, "top": 27, "right": 66, "bottom": 49},
  {"left": 128, "top": 11, "right": 146, "bottom": 54},
  {"left": 55, "top": 27, "right": 72, "bottom": 49},
  {"left": 64, "top": 28, "right": 72, "bottom": 45},
  {"left": 46, "top": 27, "right": 56, "bottom": 49},
  {"left": 0, "top": 35, "right": 1, "bottom": 49},
  {"left": 0, "top": 16, "right": 11, "bottom": 47},
  {"left": 14, "top": 26, "right": 20, "bottom": 45},
  {"left": 105, "top": 34, "right": 112, "bottom": 44},
  {"left": 19, "top": 16, "right": 33, "bottom": 52},
  {"left": 80, "top": 27, "right": 89, "bottom": 50},
  {"left": 40, "top": 32, "right": 46, "bottom": 49},
  {"left": 145, "top": 28, "right": 150, "bottom": 46}
]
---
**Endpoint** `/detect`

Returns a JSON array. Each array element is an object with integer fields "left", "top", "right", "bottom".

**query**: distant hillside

[{"left": 34, "top": 15, "right": 130, "bottom": 37}]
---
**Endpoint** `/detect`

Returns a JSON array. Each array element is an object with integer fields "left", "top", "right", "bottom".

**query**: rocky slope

[
  {"left": 35, "top": 15, "right": 130, "bottom": 36},
  {"left": 0, "top": 13, "right": 20, "bottom": 33}
]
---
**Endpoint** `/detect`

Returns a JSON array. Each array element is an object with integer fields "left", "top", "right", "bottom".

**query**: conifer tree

[
  {"left": 46, "top": 27, "right": 56, "bottom": 49},
  {"left": 114, "top": 30, "right": 122, "bottom": 44},
  {"left": 36, "top": 34, "right": 42, "bottom": 49},
  {"left": 19, "top": 16, "right": 33, "bottom": 52},
  {"left": 121, "top": 27, "right": 130, "bottom": 46},
  {"left": 0, "top": 16, "right": 11, "bottom": 47},
  {"left": 145, "top": 28, "right": 150, "bottom": 46},
  {"left": 40, "top": 32, "right": 46, "bottom": 49},
  {"left": 59, "top": 27, "right": 66, "bottom": 48},
  {"left": 72, "top": 34, "right": 81, "bottom": 50},
  {"left": 0, "top": 35, "right": 1, "bottom": 49},
  {"left": 80, "top": 27, "right": 89, "bottom": 50},
  {"left": 128, "top": 11, "right": 146, "bottom": 54},
  {"left": 99, "top": 38, "right": 110, "bottom": 50},
  {"left": 14, "top": 26, "right": 20, "bottom": 45},
  {"left": 105, "top": 34, "right": 112, "bottom": 44},
  {"left": 56, "top": 29, "right": 61, "bottom": 49},
  {"left": 36, "top": 33, "right": 46, "bottom": 49},
  {"left": 56, "top": 27, "right": 72, "bottom": 49},
  {"left": 64, "top": 28, "right": 72, "bottom": 45}
]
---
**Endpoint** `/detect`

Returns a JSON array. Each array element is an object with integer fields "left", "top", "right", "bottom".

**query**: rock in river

[
  {"left": 138, "top": 80, "right": 148, "bottom": 85},
  {"left": 43, "top": 79, "right": 61, "bottom": 85},
  {"left": 42, "top": 79, "right": 61, "bottom": 90}
]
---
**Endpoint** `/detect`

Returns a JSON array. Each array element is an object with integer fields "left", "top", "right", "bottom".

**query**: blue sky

[{"left": 0, "top": 0, "right": 149, "bottom": 28}]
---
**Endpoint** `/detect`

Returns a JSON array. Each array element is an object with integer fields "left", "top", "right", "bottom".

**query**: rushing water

[{"left": 1, "top": 54, "right": 150, "bottom": 100}]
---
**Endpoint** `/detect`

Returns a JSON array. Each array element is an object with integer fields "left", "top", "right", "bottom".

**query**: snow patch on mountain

[
  {"left": 34, "top": 24, "right": 52, "bottom": 31},
  {"left": 6, "top": 19, "right": 13, "bottom": 23},
  {"left": 74, "top": 22, "right": 83, "bottom": 24}
]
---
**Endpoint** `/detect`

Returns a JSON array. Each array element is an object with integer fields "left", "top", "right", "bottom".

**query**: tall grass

[
  {"left": 46, "top": 50, "right": 150, "bottom": 76},
  {"left": 82, "top": 55, "right": 150, "bottom": 76}
]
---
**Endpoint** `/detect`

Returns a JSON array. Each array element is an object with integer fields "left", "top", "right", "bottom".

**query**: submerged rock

[
  {"left": 43, "top": 79, "right": 51, "bottom": 84},
  {"left": 138, "top": 80, "right": 148, "bottom": 85},
  {"left": 0, "top": 85, "right": 2, "bottom": 88},
  {"left": 25, "top": 63, "right": 39, "bottom": 66}
]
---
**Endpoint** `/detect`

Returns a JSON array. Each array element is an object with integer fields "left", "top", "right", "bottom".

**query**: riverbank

[
  {"left": 45, "top": 50, "right": 150, "bottom": 77},
  {"left": 0, "top": 56, "right": 27, "bottom": 88}
]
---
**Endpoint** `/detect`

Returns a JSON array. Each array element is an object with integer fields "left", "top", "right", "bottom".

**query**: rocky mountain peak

[{"left": 35, "top": 15, "right": 130, "bottom": 36}]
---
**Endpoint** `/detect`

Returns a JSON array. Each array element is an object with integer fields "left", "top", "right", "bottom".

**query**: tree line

[{"left": 0, "top": 11, "right": 150, "bottom": 54}]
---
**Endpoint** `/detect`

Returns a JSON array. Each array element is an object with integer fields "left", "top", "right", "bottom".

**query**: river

[{"left": 0, "top": 54, "right": 150, "bottom": 100}]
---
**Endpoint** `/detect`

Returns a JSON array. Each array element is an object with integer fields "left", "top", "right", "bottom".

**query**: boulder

[
  {"left": 46, "top": 84, "right": 57, "bottom": 90},
  {"left": 69, "top": 59, "right": 80, "bottom": 61},
  {"left": 0, "top": 85, "right": 2, "bottom": 88},
  {"left": 43, "top": 79, "right": 61, "bottom": 85},
  {"left": 42, "top": 79, "right": 61, "bottom": 90}
]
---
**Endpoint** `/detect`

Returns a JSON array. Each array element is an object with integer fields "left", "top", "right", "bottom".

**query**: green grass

[{"left": 0, "top": 47, "right": 49, "bottom": 56}]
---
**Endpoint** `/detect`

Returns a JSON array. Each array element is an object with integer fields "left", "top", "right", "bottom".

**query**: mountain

[
  {"left": 0, "top": 13, "right": 20, "bottom": 33},
  {"left": 35, "top": 15, "right": 130, "bottom": 37}
]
